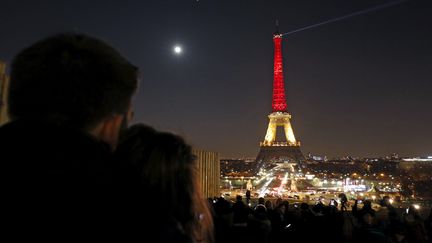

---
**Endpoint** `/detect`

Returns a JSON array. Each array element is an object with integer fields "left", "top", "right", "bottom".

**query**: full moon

[{"left": 174, "top": 46, "right": 182, "bottom": 54}]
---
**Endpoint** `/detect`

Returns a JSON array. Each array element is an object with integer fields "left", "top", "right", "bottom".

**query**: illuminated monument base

[{"left": 255, "top": 112, "right": 305, "bottom": 169}]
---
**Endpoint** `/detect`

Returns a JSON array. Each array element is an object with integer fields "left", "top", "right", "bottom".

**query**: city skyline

[{"left": 0, "top": 0, "right": 431, "bottom": 158}]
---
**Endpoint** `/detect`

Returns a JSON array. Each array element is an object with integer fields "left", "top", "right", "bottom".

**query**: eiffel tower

[{"left": 255, "top": 25, "right": 305, "bottom": 170}]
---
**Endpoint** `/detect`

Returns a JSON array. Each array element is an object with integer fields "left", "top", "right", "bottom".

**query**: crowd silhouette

[
  {"left": 210, "top": 195, "right": 431, "bottom": 243},
  {"left": 209, "top": 196, "right": 431, "bottom": 243}
]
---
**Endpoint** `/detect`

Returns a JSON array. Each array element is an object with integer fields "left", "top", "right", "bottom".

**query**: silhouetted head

[
  {"left": 363, "top": 200, "right": 372, "bottom": 209},
  {"left": 381, "top": 196, "right": 391, "bottom": 207},
  {"left": 338, "top": 193, "right": 348, "bottom": 202},
  {"left": 236, "top": 195, "right": 242, "bottom": 202},
  {"left": 9, "top": 33, "right": 138, "bottom": 148},
  {"left": 254, "top": 204, "right": 267, "bottom": 219},
  {"left": 407, "top": 205, "right": 420, "bottom": 218},
  {"left": 117, "top": 124, "right": 214, "bottom": 242},
  {"left": 258, "top": 197, "right": 265, "bottom": 205},
  {"left": 214, "top": 197, "right": 231, "bottom": 215},
  {"left": 265, "top": 200, "right": 273, "bottom": 210},
  {"left": 277, "top": 203, "right": 286, "bottom": 214},
  {"left": 275, "top": 198, "right": 283, "bottom": 207},
  {"left": 300, "top": 202, "right": 309, "bottom": 210},
  {"left": 282, "top": 200, "right": 289, "bottom": 208}
]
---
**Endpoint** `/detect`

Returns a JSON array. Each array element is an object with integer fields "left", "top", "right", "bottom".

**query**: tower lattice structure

[{"left": 255, "top": 27, "right": 304, "bottom": 168}]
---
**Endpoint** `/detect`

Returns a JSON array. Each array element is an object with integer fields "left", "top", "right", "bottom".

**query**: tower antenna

[{"left": 275, "top": 19, "right": 279, "bottom": 34}]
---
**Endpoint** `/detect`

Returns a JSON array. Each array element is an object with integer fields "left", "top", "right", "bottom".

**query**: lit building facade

[
  {"left": 0, "top": 61, "right": 9, "bottom": 125},
  {"left": 193, "top": 149, "right": 220, "bottom": 198}
]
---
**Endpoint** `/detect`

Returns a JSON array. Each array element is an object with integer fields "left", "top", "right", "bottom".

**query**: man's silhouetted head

[
  {"left": 8, "top": 33, "right": 138, "bottom": 148},
  {"left": 9, "top": 33, "right": 138, "bottom": 129}
]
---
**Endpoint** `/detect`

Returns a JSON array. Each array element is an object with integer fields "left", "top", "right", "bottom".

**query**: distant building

[
  {"left": 193, "top": 149, "right": 220, "bottom": 198},
  {"left": 0, "top": 61, "right": 9, "bottom": 125},
  {"left": 307, "top": 153, "right": 327, "bottom": 162},
  {"left": 400, "top": 157, "right": 432, "bottom": 177},
  {"left": 401, "top": 156, "right": 432, "bottom": 163}
]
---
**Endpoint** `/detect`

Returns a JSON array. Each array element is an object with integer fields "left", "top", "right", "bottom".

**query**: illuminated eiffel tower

[{"left": 255, "top": 25, "right": 305, "bottom": 170}]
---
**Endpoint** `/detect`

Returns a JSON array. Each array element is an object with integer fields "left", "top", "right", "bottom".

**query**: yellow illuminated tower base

[
  {"left": 255, "top": 111, "right": 304, "bottom": 167},
  {"left": 261, "top": 112, "right": 300, "bottom": 147}
]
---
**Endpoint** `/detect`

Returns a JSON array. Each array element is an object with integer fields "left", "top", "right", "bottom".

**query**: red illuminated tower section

[
  {"left": 272, "top": 32, "right": 287, "bottom": 112},
  {"left": 255, "top": 26, "right": 304, "bottom": 168}
]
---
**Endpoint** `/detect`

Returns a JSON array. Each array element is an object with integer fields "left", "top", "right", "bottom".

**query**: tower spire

[
  {"left": 272, "top": 24, "right": 287, "bottom": 112},
  {"left": 275, "top": 19, "right": 280, "bottom": 34}
]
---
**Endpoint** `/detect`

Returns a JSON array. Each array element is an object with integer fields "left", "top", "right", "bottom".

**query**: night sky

[{"left": 1, "top": 0, "right": 431, "bottom": 158}]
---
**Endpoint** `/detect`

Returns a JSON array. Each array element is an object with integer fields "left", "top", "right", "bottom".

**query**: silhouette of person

[
  {"left": 0, "top": 33, "right": 138, "bottom": 240},
  {"left": 353, "top": 200, "right": 376, "bottom": 226},
  {"left": 247, "top": 204, "right": 272, "bottom": 243},
  {"left": 425, "top": 209, "right": 432, "bottom": 243},
  {"left": 246, "top": 189, "right": 251, "bottom": 204},
  {"left": 232, "top": 195, "right": 249, "bottom": 226},
  {"left": 403, "top": 205, "right": 428, "bottom": 243},
  {"left": 115, "top": 124, "right": 214, "bottom": 243},
  {"left": 339, "top": 193, "right": 348, "bottom": 211}
]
